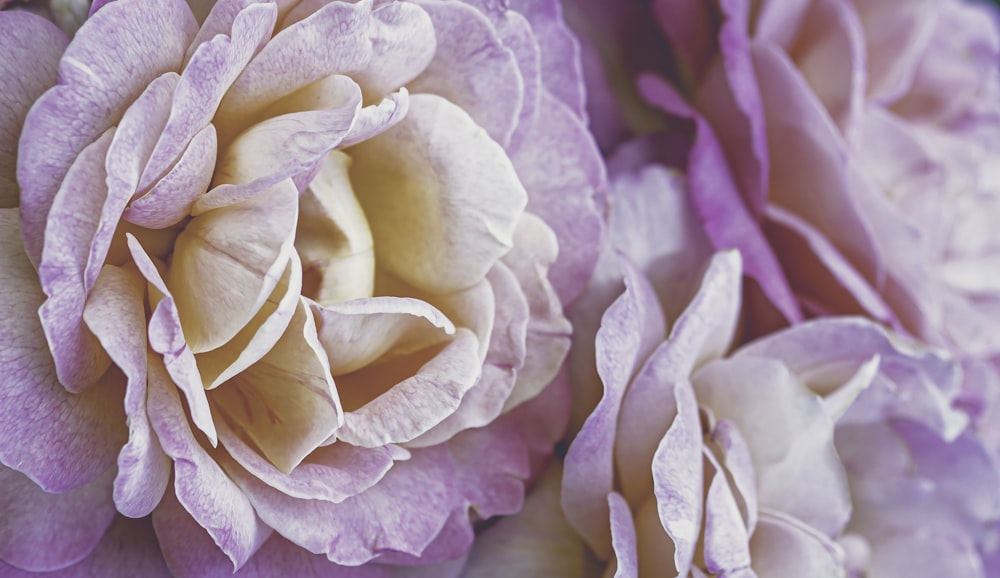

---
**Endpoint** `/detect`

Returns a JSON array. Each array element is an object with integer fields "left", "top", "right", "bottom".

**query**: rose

[
  {"left": 568, "top": 0, "right": 1000, "bottom": 356},
  {"left": 0, "top": 0, "right": 605, "bottom": 574},
  {"left": 554, "top": 155, "right": 1000, "bottom": 577}
]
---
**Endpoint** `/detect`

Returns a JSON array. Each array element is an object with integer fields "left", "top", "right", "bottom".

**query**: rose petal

[
  {"left": 693, "top": 356, "right": 851, "bottom": 536},
  {"left": 216, "top": 0, "right": 373, "bottom": 135},
  {"left": 233, "top": 445, "right": 457, "bottom": 566},
  {"left": 84, "top": 264, "right": 170, "bottom": 518},
  {"left": 352, "top": 1, "right": 436, "bottom": 100},
  {"left": 218, "top": 418, "right": 403, "bottom": 503},
  {"left": 169, "top": 179, "right": 298, "bottom": 353},
  {"left": 749, "top": 511, "right": 845, "bottom": 577},
  {"left": 147, "top": 355, "right": 270, "bottom": 570},
  {"left": 196, "top": 253, "right": 302, "bottom": 390},
  {"left": 210, "top": 300, "right": 342, "bottom": 473},
  {"left": 17, "top": 0, "right": 197, "bottom": 264},
  {"left": 140, "top": 1, "right": 276, "bottom": 190},
  {"left": 410, "top": 0, "right": 522, "bottom": 147},
  {"left": 0, "top": 209, "right": 126, "bottom": 492},
  {"left": 297, "top": 150, "right": 375, "bottom": 305},
  {"left": 0, "top": 12, "right": 65, "bottom": 207},
  {"left": 608, "top": 491, "right": 639, "bottom": 578},
  {"left": 0, "top": 467, "right": 116, "bottom": 572},
  {"left": 350, "top": 92, "right": 527, "bottom": 295},
  {"left": 37, "top": 130, "right": 115, "bottom": 392},
  {"left": 562, "top": 258, "right": 665, "bottom": 557},
  {"left": 511, "top": 89, "right": 606, "bottom": 305},
  {"left": 702, "top": 447, "right": 752, "bottom": 575},
  {"left": 127, "top": 234, "right": 218, "bottom": 445},
  {"left": 460, "top": 464, "right": 592, "bottom": 578}
]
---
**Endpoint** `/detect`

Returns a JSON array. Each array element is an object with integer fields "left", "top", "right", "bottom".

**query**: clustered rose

[
  {"left": 0, "top": 0, "right": 603, "bottom": 574},
  {"left": 3, "top": 0, "right": 1000, "bottom": 576}
]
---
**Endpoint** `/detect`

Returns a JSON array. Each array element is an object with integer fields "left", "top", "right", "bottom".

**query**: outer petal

[
  {"left": 511, "top": 89, "right": 606, "bottom": 305},
  {"left": 409, "top": 0, "right": 523, "bottom": 148},
  {"left": 83, "top": 264, "right": 170, "bottom": 518},
  {"left": 0, "top": 467, "right": 116, "bottom": 572},
  {"left": 0, "top": 208, "right": 126, "bottom": 492},
  {"left": 562, "top": 259, "right": 666, "bottom": 557},
  {"left": 352, "top": 2, "right": 436, "bottom": 100},
  {"left": 0, "top": 12, "right": 65, "bottom": 207},
  {"left": 749, "top": 511, "right": 846, "bottom": 577},
  {"left": 17, "top": 0, "right": 197, "bottom": 264},
  {"left": 0, "top": 516, "right": 171, "bottom": 578},
  {"left": 460, "top": 465, "right": 593, "bottom": 578},
  {"left": 147, "top": 355, "right": 270, "bottom": 570}
]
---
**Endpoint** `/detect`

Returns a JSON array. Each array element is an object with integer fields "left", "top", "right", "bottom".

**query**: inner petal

[
  {"left": 349, "top": 92, "right": 528, "bottom": 295},
  {"left": 297, "top": 150, "right": 375, "bottom": 305}
]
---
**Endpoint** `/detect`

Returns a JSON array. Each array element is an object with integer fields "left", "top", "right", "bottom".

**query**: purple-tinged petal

[
  {"left": 410, "top": 0, "right": 522, "bottom": 148},
  {"left": 751, "top": 41, "right": 884, "bottom": 285},
  {"left": 764, "top": 204, "right": 897, "bottom": 326},
  {"left": 210, "top": 300, "right": 342, "bottom": 474},
  {"left": 639, "top": 74, "right": 802, "bottom": 325},
  {"left": 153, "top": 487, "right": 270, "bottom": 578},
  {"left": 701, "top": 447, "right": 751, "bottom": 575},
  {"left": 336, "top": 328, "right": 483, "bottom": 447},
  {"left": 352, "top": 1, "right": 435, "bottom": 100},
  {"left": 312, "top": 296, "right": 455, "bottom": 377},
  {"left": 651, "top": 0, "right": 716, "bottom": 88},
  {"left": 562, "top": 258, "right": 665, "bottom": 557},
  {"left": 749, "top": 511, "right": 845, "bottom": 577},
  {"left": 853, "top": 0, "right": 936, "bottom": 104},
  {"left": 235, "top": 535, "right": 392, "bottom": 578},
  {"left": 868, "top": 530, "right": 985, "bottom": 578},
  {"left": 37, "top": 130, "right": 114, "bottom": 392},
  {"left": 511, "top": 89, "right": 606, "bottom": 305},
  {"left": 0, "top": 467, "right": 115, "bottom": 572},
  {"left": 351, "top": 92, "right": 527, "bottom": 295},
  {"left": 694, "top": 356, "right": 851, "bottom": 536},
  {"left": 507, "top": 0, "right": 587, "bottom": 121},
  {"left": 0, "top": 516, "right": 171, "bottom": 578},
  {"left": 140, "top": 1, "right": 276, "bottom": 191},
  {"left": 461, "top": 465, "right": 594, "bottom": 578},
  {"left": 651, "top": 379, "right": 703, "bottom": 577},
  {"left": 709, "top": 420, "right": 758, "bottom": 534},
  {"left": 0, "top": 12, "right": 65, "bottom": 207},
  {"left": 127, "top": 234, "right": 217, "bottom": 445},
  {"left": 608, "top": 491, "right": 639, "bottom": 578},
  {"left": 216, "top": 0, "right": 373, "bottom": 136},
  {"left": 83, "top": 264, "right": 170, "bottom": 518},
  {"left": 169, "top": 180, "right": 298, "bottom": 353},
  {"left": 375, "top": 507, "right": 474, "bottom": 566},
  {"left": 0, "top": 209, "right": 126, "bottom": 492},
  {"left": 695, "top": 0, "right": 770, "bottom": 217},
  {"left": 447, "top": 417, "right": 530, "bottom": 520},
  {"left": 233, "top": 446, "right": 457, "bottom": 566},
  {"left": 147, "top": 355, "right": 270, "bottom": 571},
  {"left": 17, "top": 0, "right": 197, "bottom": 265},
  {"left": 218, "top": 418, "right": 403, "bottom": 503},
  {"left": 615, "top": 252, "right": 741, "bottom": 504},
  {"left": 500, "top": 213, "right": 571, "bottom": 411},
  {"left": 125, "top": 122, "right": 217, "bottom": 229}
]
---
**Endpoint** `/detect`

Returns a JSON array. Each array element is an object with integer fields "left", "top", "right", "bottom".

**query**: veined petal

[
  {"left": 0, "top": 12, "right": 65, "bottom": 207},
  {"left": 0, "top": 209, "right": 126, "bottom": 492},
  {"left": 17, "top": 0, "right": 197, "bottom": 265},
  {"left": 210, "top": 301, "right": 342, "bottom": 474}
]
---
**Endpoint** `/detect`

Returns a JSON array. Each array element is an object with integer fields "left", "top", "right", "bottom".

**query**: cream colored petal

[
  {"left": 297, "top": 150, "right": 375, "bottom": 305},
  {"left": 195, "top": 252, "right": 303, "bottom": 390},
  {"left": 349, "top": 92, "right": 527, "bottom": 295},
  {"left": 211, "top": 300, "right": 342, "bottom": 473},
  {"left": 311, "top": 295, "right": 455, "bottom": 377},
  {"left": 168, "top": 179, "right": 298, "bottom": 353}
]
